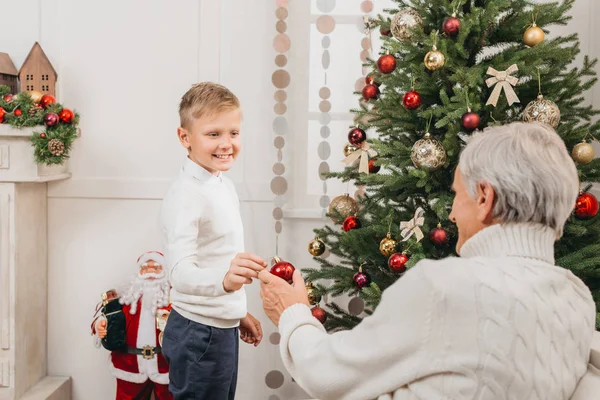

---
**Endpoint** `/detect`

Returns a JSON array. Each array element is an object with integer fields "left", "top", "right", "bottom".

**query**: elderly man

[{"left": 259, "top": 122, "right": 596, "bottom": 400}]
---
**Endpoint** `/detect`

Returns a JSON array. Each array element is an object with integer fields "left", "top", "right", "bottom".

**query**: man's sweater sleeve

[{"left": 278, "top": 263, "right": 440, "bottom": 400}]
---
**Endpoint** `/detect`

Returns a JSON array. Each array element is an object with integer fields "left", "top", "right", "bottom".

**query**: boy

[{"left": 160, "top": 82, "right": 266, "bottom": 399}]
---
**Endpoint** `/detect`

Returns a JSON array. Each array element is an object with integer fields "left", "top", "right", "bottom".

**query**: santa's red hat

[{"left": 136, "top": 251, "right": 165, "bottom": 268}]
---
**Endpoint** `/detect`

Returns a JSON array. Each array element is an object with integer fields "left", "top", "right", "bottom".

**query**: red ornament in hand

[
  {"left": 575, "top": 192, "right": 599, "bottom": 219},
  {"left": 461, "top": 110, "right": 480, "bottom": 131},
  {"left": 430, "top": 224, "right": 449, "bottom": 247},
  {"left": 343, "top": 216, "right": 361, "bottom": 232},
  {"left": 443, "top": 15, "right": 461, "bottom": 37},
  {"left": 59, "top": 108, "right": 75, "bottom": 123},
  {"left": 365, "top": 76, "right": 380, "bottom": 86},
  {"left": 348, "top": 127, "right": 367, "bottom": 147},
  {"left": 388, "top": 252, "right": 409, "bottom": 273},
  {"left": 353, "top": 269, "right": 371, "bottom": 289},
  {"left": 39, "top": 94, "right": 56, "bottom": 109},
  {"left": 311, "top": 306, "right": 327, "bottom": 323},
  {"left": 403, "top": 90, "right": 422, "bottom": 110},
  {"left": 377, "top": 54, "right": 396, "bottom": 74},
  {"left": 368, "top": 158, "right": 380, "bottom": 174},
  {"left": 362, "top": 84, "right": 379, "bottom": 101},
  {"left": 270, "top": 257, "right": 296, "bottom": 283},
  {"left": 14, "top": 109, "right": 22, "bottom": 117},
  {"left": 44, "top": 112, "right": 59, "bottom": 127}
]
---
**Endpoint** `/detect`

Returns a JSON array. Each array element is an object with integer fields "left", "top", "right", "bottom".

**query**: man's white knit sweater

[{"left": 278, "top": 223, "right": 596, "bottom": 400}]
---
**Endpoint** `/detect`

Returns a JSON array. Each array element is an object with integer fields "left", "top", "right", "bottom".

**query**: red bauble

[
  {"left": 342, "top": 216, "right": 361, "bottom": 232},
  {"left": 311, "top": 306, "right": 327, "bottom": 323},
  {"left": 443, "top": 16, "right": 461, "bottom": 37},
  {"left": 365, "top": 75, "right": 380, "bottom": 86},
  {"left": 380, "top": 26, "right": 391, "bottom": 37},
  {"left": 59, "top": 108, "right": 75, "bottom": 123},
  {"left": 43, "top": 112, "right": 59, "bottom": 127},
  {"left": 403, "top": 90, "right": 422, "bottom": 110},
  {"left": 14, "top": 109, "right": 22, "bottom": 117},
  {"left": 0, "top": 107, "right": 5, "bottom": 123},
  {"left": 429, "top": 225, "right": 449, "bottom": 246},
  {"left": 348, "top": 127, "right": 367, "bottom": 147},
  {"left": 362, "top": 84, "right": 379, "bottom": 101},
  {"left": 39, "top": 94, "right": 56, "bottom": 109},
  {"left": 461, "top": 111, "right": 480, "bottom": 131},
  {"left": 368, "top": 158, "right": 380, "bottom": 174},
  {"left": 39, "top": 132, "right": 46, "bottom": 138},
  {"left": 270, "top": 258, "right": 296, "bottom": 283},
  {"left": 575, "top": 192, "right": 599, "bottom": 219},
  {"left": 3, "top": 94, "right": 13, "bottom": 102},
  {"left": 388, "top": 252, "right": 409, "bottom": 273},
  {"left": 377, "top": 54, "right": 396, "bottom": 74},
  {"left": 353, "top": 270, "right": 371, "bottom": 289}
]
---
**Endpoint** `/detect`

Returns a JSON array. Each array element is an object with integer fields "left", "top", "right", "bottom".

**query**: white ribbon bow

[
  {"left": 485, "top": 64, "right": 521, "bottom": 107},
  {"left": 343, "top": 142, "right": 378, "bottom": 174},
  {"left": 400, "top": 207, "right": 425, "bottom": 242}
]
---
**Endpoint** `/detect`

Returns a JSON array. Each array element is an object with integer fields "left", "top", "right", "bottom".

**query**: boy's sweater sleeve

[{"left": 277, "top": 264, "right": 440, "bottom": 400}]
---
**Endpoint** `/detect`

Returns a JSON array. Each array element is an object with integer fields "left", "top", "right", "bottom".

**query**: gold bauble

[
  {"left": 379, "top": 233, "right": 397, "bottom": 257},
  {"left": 424, "top": 47, "right": 446, "bottom": 71},
  {"left": 572, "top": 140, "right": 595, "bottom": 164},
  {"left": 344, "top": 142, "right": 358, "bottom": 157},
  {"left": 28, "top": 90, "right": 43, "bottom": 104},
  {"left": 523, "top": 24, "right": 545, "bottom": 47},
  {"left": 328, "top": 194, "right": 358, "bottom": 223},
  {"left": 411, "top": 133, "right": 447, "bottom": 171},
  {"left": 523, "top": 94, "right": 560, "bottom": 129},
  {"left": 308, "top": 237, "right": 326, "bottom": 257},
  {"left": 391, "top": 9, "right": 422, "bottom": 41},
  {"left": 306, "top": 282, "right": 322, "bottom": 306}
]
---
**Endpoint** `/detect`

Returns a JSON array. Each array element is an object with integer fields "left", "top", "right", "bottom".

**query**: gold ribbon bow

[
  {"left": 400, "top": 207, "right": 425, "bottom": 242},
  {"left": 485, "top": 64, "right": 520, "bottom": 107},
  {"left": 343, "top": 142, "right": 378, "bottom": 174}
]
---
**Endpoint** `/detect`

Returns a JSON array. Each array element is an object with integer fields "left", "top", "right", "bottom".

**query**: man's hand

[
  {"left": 96, "top": 319, "right": 107, "bottom": 339},
  {"left": 223, "top": 253, "right": 268, "bottom": 292},
  {"left": 239, "top": 312, "right": 263, "bottom": 347},
  {"left": 259, "top": 269, "right": 310, "bottom": 327}
]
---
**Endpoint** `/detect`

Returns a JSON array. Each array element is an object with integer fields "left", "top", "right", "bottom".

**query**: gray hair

[{"left": 459, "top": 122, "right": 579, "bottom": 238}]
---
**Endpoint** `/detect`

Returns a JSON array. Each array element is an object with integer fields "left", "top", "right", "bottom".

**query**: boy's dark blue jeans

[{"left": 162, "top": 309, "right": 239, "bottom": 400}]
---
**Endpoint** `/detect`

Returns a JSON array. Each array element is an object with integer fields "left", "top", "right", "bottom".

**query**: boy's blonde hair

[{"left": 179, "top": 82, "right": 240, "bottom": 129}]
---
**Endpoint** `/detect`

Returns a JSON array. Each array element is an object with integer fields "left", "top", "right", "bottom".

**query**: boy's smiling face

[{"left": 177, "top": 108, "right": 242, "bottom": 175}]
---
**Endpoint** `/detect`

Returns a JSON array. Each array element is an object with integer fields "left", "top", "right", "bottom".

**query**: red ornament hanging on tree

[
  {"left": 368, "top": 158, "right": 380, "bottom": 174},
  {"left": 443, "top": 14, "right": 461, "bottom": 37},
  {"left": 388, "top": 252, "right": 409, "bottom": 273},
  {"left": 311, "top": 306, "right": 327, "bottom": 323},
  {"left": 377, "top": 54, "right": 396, "bottom": 74},
  {"left": 353, "top": 266, "right": 371, "bottom": 289},
  {"left": 575, "top": 192, "right": 599, "bottom": 219},
  {"left": 403, "top": 90, "right": 422, "bottom": 110},
  {"left": 39, "top": 94, "right": 56, "bottom": 109},
  {"left": 461, "top": 109, "right": 480, "bottom": 131},
  {"left": 348, "top": 127, "right": 367, "bottom": 147},
  {"left": 14, "top": 109, "right": 22, "bottom": 117},
  {"left": 59, "top": 108, "right": 75, "bottom": 124},
  {"left": 380, "top": 25, "right": 391, "bottom": 37},
  {"left": 362, "top": 84, "right": 379, "bottom": 101},
  {"left": 365, "top": 75, "right": 380, "bottom": 86},
  {"left": 429, "top": 223, "right": 449, "bottom": 247},
  {"left": 343, "top": 216, "right": 361, "bottom": 232},
  {"left": 270, "top": 257, "right": 296, "bottom": 283}
]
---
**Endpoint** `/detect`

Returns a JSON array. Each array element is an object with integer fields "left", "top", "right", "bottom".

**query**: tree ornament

[
  {"left": 29, "top": 105, "right": 41, "bottom": 117},
  {"left": 362, "top": 84, "right": 379, "bottom": 101},
  {"left": 424, "top": 45, "right": 445, "bottom": 71},
  {"left": 403, "top": 90, "right": 421, "bottom": 110},
  {"left": 572, "top": 140, "right": 595, "bottom": 164},
  {"left": 353, "top": 266, "right": 371, "bottom": 289},
  {"left": 329, "top": 194, "right": 359, "bottom": 223},
  {"left": 59, "top": 108, "right": 75, "bottom": 123},
  {"left": 3, "top": 94, "right": 13, "bottom": 102},
  {"left": 523, "top": 16, "right": 544, "bottom": 47},
  {"left": 429, "top": 223, "right": 449, "bottom": 247},
  {"left": 391, "top": 9, "right": 422, "bottom": 41},
  {"left": 443, "top": 14, "right": 460, "bottom": 37},
  {"left": 400, "top": 207, "right": 425, "bottom": 242},
  {"left": 311, "top": 305, "right": 327, "bottom": 323},
  {"left": 368, "top": 158, "right": 380, "bottom": 174},
  {"left": 575, "top": 192, "right": 599, "bottom": 220},
  {"left": 270, "top": 256, "right": 296, "bottom": 284},
  {"left": 0, "top": 107, "right": 5, "bottom": 123},
  {"left": 523, "top": 95, "right": 560, "bottom": 128},
  {"left": 344, "top": 143, "right": 358, "bottom": 157},
  {"left": 485, "top": 65, "right": 520, "bottom": 107},
  {"left": 388, "top": 252, "right": 409, "bottom": 273},
  {"left": 379, "top": 233, "right": 397, "bottom": 257},
  {"left": 306, "top": 282, "right": 322, "bottom": 305},
  {"left": 343, "top": 215, "right": 361, "bottom": 232},
  {"left": 28, "top": 90, "right": 43, "bottom": 104},
  {"left": 39, "top": 94, "right": 56, "bottom": 109},
  {"left": 308, "top": 237, "right": 326, "bottom": 257},
  {"left": 44, "top": 112, "right": 59, "bottom": 127},
  {"left": 365, "top": 75, "right": 380, "bottom": 86},
  {"left": 377, "top": 54, "right": 396, "bottom": 74},
  {"left": 48, "top": 139, "right": 65, "bottom": 156},
  {"left": 14, "top": 108, "right": 22, "bottom": 117},
  {"left": 462, "top": 109, "right": 480, "bottom": 131},
  {"left": 39, "top": 132, "right": 46, "bottom": 139},
  {"left": 348, "top": 127, "right": 367, "bottom": 147},
  {"left": 411, "top": 133, "right": 447, "bottom": 172}
]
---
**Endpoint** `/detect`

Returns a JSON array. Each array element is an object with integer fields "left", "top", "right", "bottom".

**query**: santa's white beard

[{"left": 120, "top": 271, "right": 170, "bottom": 316}]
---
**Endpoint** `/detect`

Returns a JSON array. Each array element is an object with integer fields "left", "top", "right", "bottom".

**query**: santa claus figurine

[{"left": 92, "top": 251, "right": 172, "bottom": 400}]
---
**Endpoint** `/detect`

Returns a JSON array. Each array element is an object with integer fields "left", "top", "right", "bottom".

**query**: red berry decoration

[
  {"left": 342, "top": 216, "right": 361, "bottom": 232},
  {"left": 575, "top": 192, "right": 599, "bottom": 219},
  {"left": 430, "top": 224, "right": 449, "bottom": 247},
  {"left": 388, "top": 252, "right": 409, "bottom": 273},
  {"left": 59, "top": 108, "right": 75, "bottom": 123},
  {"left": 353, "top": 267, "right": 371, "bottom": 289},
  {"left": 39, "top": 94, "right": 56, "bottom": 109},
  {"left": 377, "top": 54, "right": 396, "bottom": 74},
  {"left": 443, "top": 15, "right": 461, "bottom": 37},
  {"left": 14, "top": 109, "right": 22, "bottom": 117},
  {"left": 368, "top": 158, "right": 380, "bottom": 174},
  {"left": 43, "top": 112, "right": 59, "bottom": 127},
  {"left": 365, "top": 75, "right": 380, "bottom": 86},
  {"left": 311, "top": 306, "right": 327, "bottom": 323},
  {"left": 270, "top": 257, "right": 296, "bottom": 283},
  {"left": 348, "top": 127, "right": 367, "bottom": 147},
  {"left": 403, "top": 90, "right": 422, "bottom": 110},
  {"left": 461, "top": 110, "right": 480, "bottom": 131},
  {"left": 362, "top": 84, "right": 379, "bottom": 101},
  {"left": 3, "top": 94, "right": 13, "bottom": 102},
  {"left": 39, "top": 132, "right": 46, "bottom": 138}
]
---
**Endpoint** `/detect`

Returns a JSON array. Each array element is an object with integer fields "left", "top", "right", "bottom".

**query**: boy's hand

[
  {"left": 223, "top": 253, "right": 268, "bottom": 292},
  {"left": 239, "top": 312, "right": 263, "bottom": 347}
]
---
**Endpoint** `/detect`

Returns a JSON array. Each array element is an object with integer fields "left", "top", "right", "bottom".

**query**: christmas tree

[{"left": 304, "top": 0, "right": 600, "bottom": 331}]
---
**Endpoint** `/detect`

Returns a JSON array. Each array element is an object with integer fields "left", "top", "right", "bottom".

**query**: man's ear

[
  {"left": 177, "top": 127, "right": 191, "bottom": 149},
  {"left": 476, "top": 182, "right": 496, "bottom": 224}
]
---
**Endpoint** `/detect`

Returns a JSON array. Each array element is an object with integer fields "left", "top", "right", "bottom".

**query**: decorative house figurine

[
  {"left": 18, "top": 42, "right": 57, "bottom": 96},
  {"left": 0, "top": 52, "right": 18, "bottom": 94}
]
